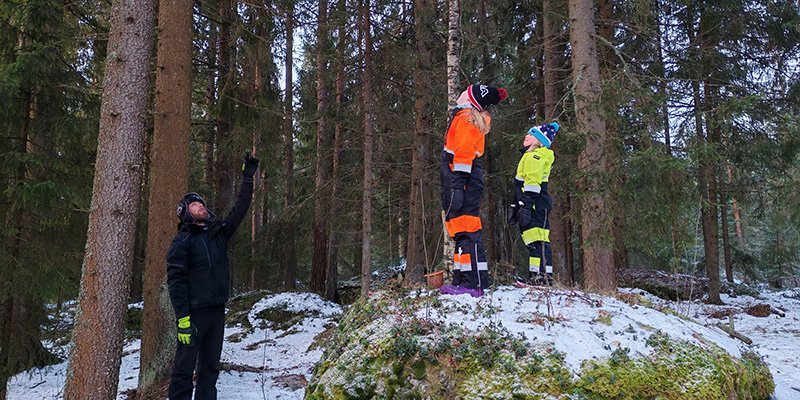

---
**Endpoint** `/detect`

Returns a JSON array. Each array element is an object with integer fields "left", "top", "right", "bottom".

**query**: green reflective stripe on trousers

[
  {"left": 522, "top": 227, "right": 550, "bottom": 244},
  {"left": 529, "top": 257, "right": 541, "bottom": 270}
]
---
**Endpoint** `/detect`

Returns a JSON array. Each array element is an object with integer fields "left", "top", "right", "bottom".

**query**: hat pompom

[
  {"left": 498, "top": 88, "right": 508, "bottom": 101},
  {"left": 528, "top": 123, "right": 557, "bottom": 149}
]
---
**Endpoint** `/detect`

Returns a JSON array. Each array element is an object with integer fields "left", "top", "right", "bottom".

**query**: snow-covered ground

[
  {"left": 7, "top": 292, "right": 342, "bottom": 400},
  {"left": 7, "top": 287, "right": 800, "bottom": 399}
]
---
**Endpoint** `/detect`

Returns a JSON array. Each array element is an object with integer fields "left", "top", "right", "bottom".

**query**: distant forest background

[{"left": 1, "top": 0, "right": 799, "bottom": 397}]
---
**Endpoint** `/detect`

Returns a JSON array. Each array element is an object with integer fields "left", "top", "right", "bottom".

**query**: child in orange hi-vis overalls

[
  {"left": 512, "top": 122, "right": 559, "bottom": 286},
  {"left": 439, "top": 84, "right": 508, "bottom": 298}
]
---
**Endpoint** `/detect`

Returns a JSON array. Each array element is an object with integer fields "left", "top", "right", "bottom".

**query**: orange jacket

[{"left": 443, "top": 108, "right": 491, "bottom": 181}]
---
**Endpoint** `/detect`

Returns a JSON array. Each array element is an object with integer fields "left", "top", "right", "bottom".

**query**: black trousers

[
  {"left": 451, "top": 231, "right": 490, "bottom": 290},
  {"left": 168, "top": 305, "right": 225, "bottom": 400}
]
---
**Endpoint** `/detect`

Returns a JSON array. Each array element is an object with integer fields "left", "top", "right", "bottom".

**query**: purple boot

[{"left": 439, "top": 285, "right": 484, "bottom": 298}]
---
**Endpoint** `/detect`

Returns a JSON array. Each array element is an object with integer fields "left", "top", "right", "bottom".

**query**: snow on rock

[
  {"left": 308, "top": 286, "right": 779, "bottom": 399},
  {"left": 424, "top": 286, "right": 746, "bottom": 370}
]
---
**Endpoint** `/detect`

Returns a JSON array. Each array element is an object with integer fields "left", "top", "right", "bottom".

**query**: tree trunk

[
  {"left": 720, "top": 190, "right": 733, "bottom": 283},
  {"left": 214, "top": 0, "right": 235, "bottom": 212},
  {"left": 0, "top": 76, "right": 54, "bottom": 400},
  {"left": 282, "top": 3, "right": 297, "bottom": 290},
  {"left": 656, "top": 0, "right": 670, "bottom": 155},
  {"left": 702, "top": 80, "right": 722, "bottom": 303},
  {"left": 63, "top": 0, "right": 155, "bottom": 395},
  {"left": 543, "top": 0, "right": 571, "bottom": 283},
  {"left": 597, "top": 0, "right": 626, "bottom": 272},
  {"left": 569, "top": 0, "right": 616, "bottom": 292},
  {"left": 138, "top": 0, "right": 193, "bottom": 393},
  {"left": 406, "top": 0, "right": 435, "bottom": 286},
  {"left": 326, "top": 0, "right": 347, "bottom": 302},
  {"left": 311, "top": 0, "right": 331, "bottom": 296},
  {"left": 443, "top": 0, "right": 460, "bottom": 274},
  {"left": 686, "top": 0, "right": 721, "bottom": 303},
  {"left": 361, "top": 0, "right": 374, "bottom": 298},
  {"left": 565, "top": 193, "right": 575, "bottom": 286},
  {"left": 250, "top": 60, "right": 263, "bottom": 290},
  {"left": 0, "top": 296, "right": 56, "bottom": 400},
  {"left": 203, "top": 2, "right": 217, "bottom": 187},
  {"left": 727, "top": 163, "right": 745, "bottom": 247}
]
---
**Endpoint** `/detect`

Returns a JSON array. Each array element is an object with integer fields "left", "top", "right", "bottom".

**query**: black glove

[
  {"left": 242, "top": 152, "right": 260, "bottom": 178},
  {"left": 508, "top": 201, "right": 522, "bottom": 224},
  {"left": 518, "top": 203, "right": 532, "bottom": 227},
  {"left": 449, "top": 188, "right": 464, "bottom": 213}
]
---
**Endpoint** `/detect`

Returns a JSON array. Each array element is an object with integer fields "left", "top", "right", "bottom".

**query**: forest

[{"left": 1, "top": 0, "right": 799, "bottom": 398}]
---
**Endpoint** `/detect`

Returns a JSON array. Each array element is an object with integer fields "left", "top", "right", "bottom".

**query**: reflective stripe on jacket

[
  {"left": 441, "top": 106, "right": 492, "bottom": 237},
  {"left": 515, "top": 147, "right": 554, "bottom": 194},
  {"left": 443, "top": 107, "right": 490, "bottom": 178}
]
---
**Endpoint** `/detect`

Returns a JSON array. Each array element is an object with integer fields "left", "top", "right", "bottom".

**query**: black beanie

[
  {"left": 176, "top": 192, "right": 206, "bottom": 223},
  {"left": 467, "top": 84, "right": 509, "bottom": 111}
]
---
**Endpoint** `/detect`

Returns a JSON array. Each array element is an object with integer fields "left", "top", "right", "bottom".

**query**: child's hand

[{"left": 518, "top": 204, "right": 532, "bottom": 226}]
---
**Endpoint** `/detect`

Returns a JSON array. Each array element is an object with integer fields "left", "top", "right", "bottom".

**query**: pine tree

[
  {"left": 137, "top": 0, "right": 194, "bottom": 394},
  {"left": 360, "top": 0, "right": 375, "bottom": 298},
  {"left": 406, "top": 0, "right": 436, "bottom": 286},
  {"left": 63, "top": 0, "right": 155, "bottom": 395},
  {"left": 311, "top": 0, "right": 332, "bottom": 297},
  {"left": 569, "top": 0, "right": 616, "bottom": 292}
]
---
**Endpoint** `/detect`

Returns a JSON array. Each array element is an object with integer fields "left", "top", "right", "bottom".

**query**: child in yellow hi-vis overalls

[{"left": 513, "top": 122, "right": 559, "bottom": 286}]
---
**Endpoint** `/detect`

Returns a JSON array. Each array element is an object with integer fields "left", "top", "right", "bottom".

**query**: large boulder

[{"left": 306, "top": 288, "right": 774, "bottom": 399}]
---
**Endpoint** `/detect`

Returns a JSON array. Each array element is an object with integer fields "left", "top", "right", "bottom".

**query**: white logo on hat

[{"left": 480, "top": 85, "right": 489, "bottom": 97}]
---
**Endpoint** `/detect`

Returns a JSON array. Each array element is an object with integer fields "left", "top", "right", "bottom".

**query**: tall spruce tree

[
  {"left": 569, "top": 0, "right": 616, "bottom": 292},
  {"left": 138, "top": 0, "right": 194, "bottom": 393},
  {"left": 63, "top": 0, "right": 155, "bottom": 395}
]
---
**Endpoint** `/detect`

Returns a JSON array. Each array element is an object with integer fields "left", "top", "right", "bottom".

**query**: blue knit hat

[{"left": 527, "top": 122, "right": 560, "bottom": 149}]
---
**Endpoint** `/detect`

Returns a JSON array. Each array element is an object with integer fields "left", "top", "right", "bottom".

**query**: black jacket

[{"left": 166, "top": 177, "right": 253, "bottom": 318}]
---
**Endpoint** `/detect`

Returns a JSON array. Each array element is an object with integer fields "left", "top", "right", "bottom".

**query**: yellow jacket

[{"left": 515, "top": 146, "right": 554, "bottom": 195}]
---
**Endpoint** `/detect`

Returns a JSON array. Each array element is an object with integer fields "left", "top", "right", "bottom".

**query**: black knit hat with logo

[{"left": 467, "top": 84, "right": 509, "bottom": 111}]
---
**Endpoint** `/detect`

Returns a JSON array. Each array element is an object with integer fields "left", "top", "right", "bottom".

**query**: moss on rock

[
  {"left": 575, "top": 332, "right": 774, "bottom": 400},
  {"left": 307, "top": 291, "right": 774, "bottom": 400}
]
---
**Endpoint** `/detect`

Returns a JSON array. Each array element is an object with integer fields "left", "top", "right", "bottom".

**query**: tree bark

[
  {"left": 702, "top": 80, "right": 722, "bottom": 303},
  {"left": 406, "top": 0, "right": 435, "bottom": 286},
  {"left": 250, "top": 57, "right": 263, "bottom": 290},
  {"left": 727, "top": 163, "right": 745, "bottom": 247},
  {"left": 361, "top": 0, "right": 374, "bottom": 298},
  {"left": 1, "top": 141, "right": 58, "bottom": 398},
  {"left": 443, "top": 0, "right": 461, "bottom": 274},
  {"left": 138, "top": 0, "right": 193, "bottom": 394},
  {"left": 214, "top": 0, "right": 236, "bottom": 213},
  {"left": 686, "top": 0, "right": 721, "bottom": 304},
  {"left": 202, "top": 1, "right": 217, "bottom": 187},
  {"left": 63, "top": 0, "right": 155, "bottom": 395},
  {"left": 311, "top": 0, "right": 331, "bottom": 296},
  {"left": 569, "top": 0, "right": 616, "bottom": 292},
  {"left": 655, "top": 0, "right": 670, "bottom": 155},
  {"left": 720, "top": 189, "right": 733, "bottom": 283},
  {"left": 282, "top": 2, "right": 297, "bottom": 290},
  {"left": 326, "top": 0, "right": 347, "bottom": 302},
  {"left": 543, "top": 0, "right": 571, "bottom": 283}
]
